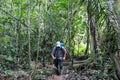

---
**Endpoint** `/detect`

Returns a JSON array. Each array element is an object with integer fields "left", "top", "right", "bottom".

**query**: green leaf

[
  {"left": 0, "top": 27, "right": 2, "bottom": 32},
  {"left": 6, "top": 55, "right": 14, "bottom": 62},
  {"left": 5, "top": 70, "right": 14, "bottom": 77}
]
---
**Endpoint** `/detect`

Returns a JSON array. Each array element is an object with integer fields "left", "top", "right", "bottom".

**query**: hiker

[{"left": 51, "top": 41, "right": 67, "bottom": 71}]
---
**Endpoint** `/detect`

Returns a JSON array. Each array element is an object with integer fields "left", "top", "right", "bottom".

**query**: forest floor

[
  {"left": 43, "top": 61, "right": 100, "bottom": 80},
  {"left": 0, "top": 58, "right": 114, "bottom": 80}
]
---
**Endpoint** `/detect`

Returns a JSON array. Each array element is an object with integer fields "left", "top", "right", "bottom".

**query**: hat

[{"left": 56, "top": 41, "right": 61, "bottom": 47}]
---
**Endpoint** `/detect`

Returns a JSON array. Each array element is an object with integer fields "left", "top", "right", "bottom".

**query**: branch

[
  {"left": 0, "top": 8, "right": 29, "bottom": 27},
  {"left": 0, "top": 8, "right": 37, "bottom": 34}
]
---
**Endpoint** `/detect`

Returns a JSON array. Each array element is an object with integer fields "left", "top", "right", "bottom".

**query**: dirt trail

[
  {"left": 47, "top": 74, "right": 68, "bottom": 80},
  {"left": 50, "top": 75, "right": 62, "bottom": 80}
]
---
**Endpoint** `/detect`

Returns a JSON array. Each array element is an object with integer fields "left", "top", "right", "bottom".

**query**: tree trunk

[
  {"left": 84, "top": 26, "right": 90, "bottom": 55},
  {"left": 106, "top": 0, "right": 120, "bottom": 79},
  {"left": 113, "top": 54, "right": 120, "bottom": 79},
  {"left": 87, "top": 0, "right": 98, "bottom": 55},
  {"left": 27, "top": 0, "right": 31, "bottom": 67},
  {"left": 33, "top": 4, "right": 41, "bottom": 79}
]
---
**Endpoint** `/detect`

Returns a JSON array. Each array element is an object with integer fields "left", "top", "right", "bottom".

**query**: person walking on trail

[{"left": 51, "top": 41, "right": 67, "bottom": 74}]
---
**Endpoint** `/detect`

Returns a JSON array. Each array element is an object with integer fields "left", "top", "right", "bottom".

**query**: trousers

[{"left": 54, "top": 58, "right": 63, "bottom": 70}]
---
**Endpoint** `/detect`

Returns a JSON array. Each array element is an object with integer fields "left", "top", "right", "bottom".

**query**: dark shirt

[{"left": 51, "top": 47, "right": 66, "bottom": 59}]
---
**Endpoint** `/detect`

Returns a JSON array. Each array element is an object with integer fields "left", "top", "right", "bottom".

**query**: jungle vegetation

[{"left": 0, "top": 0, "right": 120, "bottom": 80}]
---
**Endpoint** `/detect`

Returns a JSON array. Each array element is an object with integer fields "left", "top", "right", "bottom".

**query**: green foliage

[
  {"left": 0, "top": 0, "right": 119, "bottom": 79},
  {"left": 0, "top": 27, "right": 3, "bottom": 32},
  {"left": 5, "top": 70, "right": 14, "bottom": 77},
  {"left": 37, "top": 69, "right": 51, "bottom": 76},
  {"left": 0, "top": 55, "right": 14, "bottom": 62},
  {"left": 74, "top": 42, "right": 86, "bottom": 55}
]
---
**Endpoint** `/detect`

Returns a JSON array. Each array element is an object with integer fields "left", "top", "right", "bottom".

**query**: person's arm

[
  {"left": 51, "top": 54, "right": 56, "bottom": 59},
  {"left": 63, "top": 48, "right": 67, "bottom": 60},
  {"left": 51, "top": 47, "right": 56, "bottom": 60}
]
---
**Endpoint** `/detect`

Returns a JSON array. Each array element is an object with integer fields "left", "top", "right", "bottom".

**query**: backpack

[
  {"left": 53, "top": 42, "right": 65, "bottom": 58},
  {"left": 60, "top": 42, "right": 64, "bottom": 47}
]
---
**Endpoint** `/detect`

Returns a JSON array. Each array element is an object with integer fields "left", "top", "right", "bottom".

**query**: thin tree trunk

[
  {"left": 27, "top": 0, "right": 31, "bottom": 67},
  {"left": 67, "top": 0, "right": 72, "bottom": 66},
  {"left": 33, "top": 4, "right": 41, "bottom": 79},
  {"left": 113, "top": 55, "right": 120, "bottom": 80},
  {"left": 87, "top": 0, "right": 98, "bottom": 55},
  {"left": 84, "top": 26, "right": 89, "bottom": 55}
]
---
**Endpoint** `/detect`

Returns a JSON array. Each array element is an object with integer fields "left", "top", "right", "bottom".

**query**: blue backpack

[{"left": 60, "top": 43, "right": 64, "bottom": 47}]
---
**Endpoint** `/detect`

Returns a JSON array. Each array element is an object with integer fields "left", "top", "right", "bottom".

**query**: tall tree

[
  {"left": 27, "top": 0, "right": 31, "bottom": 67},
  {"left": 106, "top": 0, "right": 120, "bottom": 79},
  {"left": 87, "top": 0, "right": 98, "bottom": 56}
]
